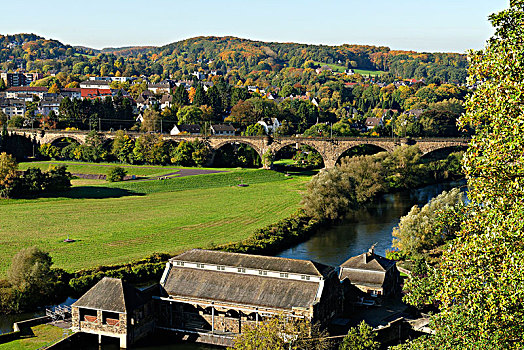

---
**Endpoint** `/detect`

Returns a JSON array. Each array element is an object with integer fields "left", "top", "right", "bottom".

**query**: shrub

[{"left": 107, "top": 166, "right": 127, "bottom": 182}]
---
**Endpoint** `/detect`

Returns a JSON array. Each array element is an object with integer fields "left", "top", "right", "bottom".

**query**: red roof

[{"left": 81, "top": 88, "right": 112, "bottom": 98}]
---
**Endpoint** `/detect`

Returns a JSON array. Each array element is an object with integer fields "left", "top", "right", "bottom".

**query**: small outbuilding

[
  {"left": 71, "top": 277, "right": 156, "bottom": 348},
  {"left": 339, "top": 247, "right": 401, "bottom": 297}
]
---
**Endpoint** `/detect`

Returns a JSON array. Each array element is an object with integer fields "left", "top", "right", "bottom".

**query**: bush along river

[{"left": 0, "top": 180, "right": 464, "bottom": 349}]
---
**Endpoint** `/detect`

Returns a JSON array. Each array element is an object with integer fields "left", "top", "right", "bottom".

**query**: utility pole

[{"left": 98, "top": 117, "right": 101, "bottom": 132}]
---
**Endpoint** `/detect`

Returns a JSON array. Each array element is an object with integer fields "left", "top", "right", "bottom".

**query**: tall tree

[{"left": 401, "top": 2, "right": 524, "bottom": 349}]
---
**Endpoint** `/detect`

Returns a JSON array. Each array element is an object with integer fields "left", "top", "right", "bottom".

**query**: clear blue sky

[{"left": 2, "top": 0, "right": 508, "bottom": 53}]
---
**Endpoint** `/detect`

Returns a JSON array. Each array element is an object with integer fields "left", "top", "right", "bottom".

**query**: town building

[
  {"left": 0, "top": 97, "right": 26, "bottom": 118},
  {"left": 0, "top": 72, "right": 43, "bottom": 87},
  {"left": 147, "top": 82, "right": 171, "bottom": 94},
  {"left": 5, "top": 86, "right": 48, "bottom": 99},
  {"left": 170, "top": 124, "right": 201, "bottom": 135},
  {"left": 71, "top": 277, "right": 157, "bottom": 348},
  {"left": 339, "top": 247, "right": 401, "bottom": 297},
  {"left": 210, "top": 124, "right": 235, "bottom": 136},
  {"left": 257, "top": 118, "right": 280, "bottom": 134},
  {"left": 80, "top": 80, "right": 112, "bottom": 89},
  {"left": 365, "top": 117, "right": 383, "bottom": 130}
]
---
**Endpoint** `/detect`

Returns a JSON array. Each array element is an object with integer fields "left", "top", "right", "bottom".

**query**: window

[
  {"left": 217, "top": 265, "right": 225, "bottom": 271},
  {"left": 280, "top": 273, "right": 288, "bottom": 278},
  {"left": 238, "top": 268, "right": 246, "bottom": 273},
  {"left": 301, "top": 275, "right": 310, "bottom": 280},
  {"left": 197, "top": 263, "right": 205, "bottom": 268},
  {"left": 259, "top": 270, "right": 267, "bottom": 276},
  {"left": 175, "top": 261, "right": 184, "bottom": 266}
]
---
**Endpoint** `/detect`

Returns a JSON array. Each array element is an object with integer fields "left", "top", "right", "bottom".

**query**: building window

[
  {"left": 259, "top": 270, "right": 267, "bottom": 276},
  {"left": 301, "top": 275, "right": 310, "bottom": 280},
  {"left": 238, "top": 268, "right": 245, "bottom": 273},
  {"left": 176, "top": 261, "right": 184, "bottom": 266},
  {"left": 197, "top": 263, "right": 205, "bottom": 268},
  {"left": 217, "top": 265, "right": 225, "bottom": 271},
  {"left": 280, "top": 273, "right": 288, "bottom": 278}
]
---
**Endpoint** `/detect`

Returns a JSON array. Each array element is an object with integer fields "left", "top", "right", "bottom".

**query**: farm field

[{"left": 0, "top": 165, "right": 311, "bottom": 276}]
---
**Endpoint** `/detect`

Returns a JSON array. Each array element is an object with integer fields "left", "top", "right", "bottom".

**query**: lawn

[
  {"left": 0, "top": 324, "right": 71, "bottom": 350},
  {"left": 0, "top": 168, "right": 311, "bottom": 276},
  {"left": 18, "top": 161, "right": 185, "bottom": 178},
  {"left": 312, "top": 61, "right": 384, "bottom": 76}
]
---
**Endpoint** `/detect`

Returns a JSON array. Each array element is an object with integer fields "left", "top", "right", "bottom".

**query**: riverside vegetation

[{"left": 0, "top": 143, "right": 463, "bottom": 315}]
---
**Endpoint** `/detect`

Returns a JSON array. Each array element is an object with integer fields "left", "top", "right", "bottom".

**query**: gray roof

[
  {"left": 72, "top": 277, "right": 146, "bottom": 313},
  {"left": 172, "top": 249, "right": 332, "bottom": 277},
  {"left": 162, "top": 266, "right": 320, "bottom": 310},
  {"left": 211, "top": 124, "right": 235, "bottom": 132},
  {"left": 177, "top": 124, "right": 201, "bottom": 133},
  {"left": 339, "top": 252, "right": 396, "bottom": 287}
]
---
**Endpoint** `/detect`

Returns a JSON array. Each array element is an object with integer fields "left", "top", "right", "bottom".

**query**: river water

[{"left": 0, "top": 180, "right": 464, "bottom": 349}]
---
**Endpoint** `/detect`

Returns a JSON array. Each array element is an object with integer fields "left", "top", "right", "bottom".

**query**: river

[{"left": 0, "top": 180, "right": 464, "bottom": 349}]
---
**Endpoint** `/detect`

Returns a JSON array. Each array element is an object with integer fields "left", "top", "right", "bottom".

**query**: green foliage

[
  {"left": 39, "top": 144, "right": 61, "bottom": 161},
  {"left": 0, "top": 152, "right": 18, "bottom": 198},
  {"left": 107, "top": 166, "right": 127, "bottom": 182},
  {"left": 302, "top": 167, "right": 357, "bottom": 220},
  {"left": 243, "top": 123, "right": 266, "bottom": 136},
  {"left": 170, "top": 140, "right": 210, "bottom": 167},
  {"left": 302, "top": 146, "right": 464, "bottom": 221},
  {"left": 0, "top": 247, "right": 57, "bottom": 313},
  {"left": 392, "top": 188, "right": 465, "bottom": 256},
  {"left": 231, "top": 315, "right": 331, "bottom": 350},
  {"left": 340, "top": 321, "right": 380, "bottom": 350},
  {"left": 402, "top": 2, "right": 524, "bottom": 348}
]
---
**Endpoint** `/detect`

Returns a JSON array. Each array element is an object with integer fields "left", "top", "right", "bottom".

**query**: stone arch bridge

[{"left": 10, "top": 129, "right": 469, "bottom": 169}]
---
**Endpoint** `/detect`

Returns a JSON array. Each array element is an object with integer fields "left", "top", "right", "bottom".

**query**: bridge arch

[
  {"left": 334, "top": 143, "right": 391, "bottom": 165},
  {"left": 47, "top": 135, "right": 84, "bottom": 146},
  {"left": 270, "top": 140, "right": 327, "bottom": 168},
  {"left": 211, "top": 140, "right": 264, "bottom": 168},
  {"left": 420, "top": 145, "right": 468, "bottom": 159}
]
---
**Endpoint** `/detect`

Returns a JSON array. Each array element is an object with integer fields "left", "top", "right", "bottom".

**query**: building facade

[
  {"left": 339, "top": 247, "right": 401, "bottom": 297},
  {"left": 155, "top": 249, "right": 343, "bottom": 341},
  {"left": 71, "top": 278, "right": 157, "bottom": 348}
]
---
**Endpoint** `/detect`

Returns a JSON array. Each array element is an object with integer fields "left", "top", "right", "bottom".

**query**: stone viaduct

[{"left": 9, "top": 129, "right": 469, "bottom": 169}]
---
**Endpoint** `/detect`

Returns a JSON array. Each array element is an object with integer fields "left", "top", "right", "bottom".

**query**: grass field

[
  {"left": 0, "top": 164, "right": 311, "bottom": 276},
  {"left": 0, "top": 324, "right": 71, "bottom": 350},
  {"left": 312, "top": 61, "right": 384, "bottom": 76}
]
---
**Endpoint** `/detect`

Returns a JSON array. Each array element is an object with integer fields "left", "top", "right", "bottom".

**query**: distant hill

[{"left": 0, "top": 33, "right": 468, "bottom": 83}]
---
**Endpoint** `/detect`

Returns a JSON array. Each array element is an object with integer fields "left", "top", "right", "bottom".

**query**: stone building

[
  {"left": 71, "top": 277, "right": 156, "bottom": 348},
  {"left": 155, "top": 249, "right": 343, "bottom": 342},
  {"left": 339, "top": 247, "right": 401, "bottom": 297}
]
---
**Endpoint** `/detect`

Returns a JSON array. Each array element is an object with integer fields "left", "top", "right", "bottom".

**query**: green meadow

[
  {"left": 0, "top": 163, "right": 311, "bottom": 276},
  {"left": 0, "top": 325, "right": 71, "bottom": 350}
]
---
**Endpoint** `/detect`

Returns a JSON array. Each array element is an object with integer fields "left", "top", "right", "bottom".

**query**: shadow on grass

[{"left": 43, "top": 186, "right": 144, "bottom": 199}]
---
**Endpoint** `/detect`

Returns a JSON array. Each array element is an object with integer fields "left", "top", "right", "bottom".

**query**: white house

[
  {"left": 257, "top": 118, "right": 281, "bottom": 134},
  {"left": 170, "top": 124, "right": 201, "bottom": 135},
  {"left": 210, "top": 124, "right": 235, "bottom": 136}
]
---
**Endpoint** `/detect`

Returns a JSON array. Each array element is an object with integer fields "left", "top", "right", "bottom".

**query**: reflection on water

[{"left": 277, "top": 180, "right": 466, "bottom": 265}]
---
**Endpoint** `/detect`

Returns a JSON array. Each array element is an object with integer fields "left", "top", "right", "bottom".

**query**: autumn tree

[
  {"left": 0, "top": 152, "right": 18, "bottom": 198},
  {"left": 140, "top": 108, "right": 161, "bottom": 132},
  {"left": 400, "top": 2, "right": 524, "bottom": 349}
]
